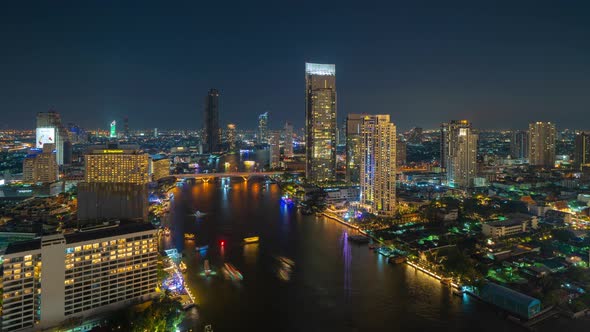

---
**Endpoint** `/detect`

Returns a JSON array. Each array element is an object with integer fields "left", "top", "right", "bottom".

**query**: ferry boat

[
  {"left": 195, "top": 245, "right": 209, "bottom": 251},
  {"left": 388, "top": 256, "right": 406, "bottom": 264},
  {"left": 348, "top": 235, "right": 370, "bottom": 244},
  {"left": 243, "top": 236, "right": 259, "bottom": 244},
  {"left": 204, "top": 259, "right": 211, "bottom": 276},
  {"left": 223, "top": 263, "right": 243, "bottom": 281},
  {"left": 179, "top": 261, "right": 187, "bottom": 273},
  {"left": 184, "top": 233, "right": 196, "bottom": 240}
]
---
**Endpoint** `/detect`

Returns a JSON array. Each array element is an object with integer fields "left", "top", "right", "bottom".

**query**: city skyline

[{"left": 2, "top": 2, "right": 590, "bottom": 130}]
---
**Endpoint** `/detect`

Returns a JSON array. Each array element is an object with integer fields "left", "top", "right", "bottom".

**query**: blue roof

[{"left": 482, "top": 282, "right": 541, "bottom": 307}]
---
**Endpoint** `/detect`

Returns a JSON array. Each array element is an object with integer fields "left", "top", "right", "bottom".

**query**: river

[{"left": 159, "top": 178, "right": 541, "bottom": 332}]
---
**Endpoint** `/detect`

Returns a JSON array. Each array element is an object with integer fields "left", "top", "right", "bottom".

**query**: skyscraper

[
  {"left": 283, "top": 122, "right": 294, "bottom": 158},
  {"left": 396, "top": 139, "right": 407, "bottom": 167},
  {"left": 574, "top": 131, "right": 590, "bottom": 170},
  {"left": 258, "top": 112, "right": 269, "bottom": 145},
  {"left": 269, "top": 131, "right": 280, "bottom": 169},
  {"left": 360, "top": 115, "right": 397, "bottom": 216},
  {"left": 510, "top": 130, "right": 529, "bottom": 160},
  {"left": 78, "top": 144, "right": 149, "bottom": 221},
  {"left": 109, "top": 120, "right": 117, "bottom": 138},
  {"left": 22, "top": 143, "right": 59, "bottom": 183},
  {"left": 441, "top": 120, "right": 478, "bottom": 188},
  {"left": 36, "top": 110, "right": 71, "bottom": 165},
  {"left": 204, "top": 89, "right": 220, "bottom": 153},
  {"left": 305, "top": 63, "right": 337, "bottom": 183},
  {"left": 528, "top": 122, "right": 556, "bottom": 168},
  {"left": 227, "top": 123, "right": 237, "bottom": 152},
  {"left": 345, "top": 114, "right": 364, "bottom": 184}
]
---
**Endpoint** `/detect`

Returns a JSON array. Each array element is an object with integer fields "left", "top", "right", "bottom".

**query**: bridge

[{"left": 174, "top": 171, "right": 304, "bottom": 182}]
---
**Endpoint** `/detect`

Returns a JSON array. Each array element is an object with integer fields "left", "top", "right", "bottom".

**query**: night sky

[{"left": 1, "top": 1, "right": 589, "bottom": 131}]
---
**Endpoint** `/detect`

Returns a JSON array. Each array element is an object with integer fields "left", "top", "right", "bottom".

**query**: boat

[
  {"left": 204, "top": 259, "right": 211, "bottom": 276},
  {"left": 243, "top": 236, "right": 259, "bottom": 244},
  {"left": 179, "top": 261, "right": 187, "bottom": 273},
  {"left": 195, "top": 245, "right": 209, "bottom": 251},
  {"left": 277, "top": 256, "right": 295, "bottom": 268},
  {"left": 388, "top": 256, "right": 406, "bottom": 264},
  {"left": 184, "top": 233, "right": 195, "bottom": 240},
  {"left": 348, "top": 235, "right": 370, "bottom": 244},
  {"left": 223, "top": 263, "right": 243, "bottom": 281},
  {"left": 193, "top": 211, "right": 207, "bottom": 218}
]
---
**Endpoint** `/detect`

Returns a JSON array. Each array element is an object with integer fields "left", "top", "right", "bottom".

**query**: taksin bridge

[{"left": 173, "top": 171, "right": 304, "bottom": 182}]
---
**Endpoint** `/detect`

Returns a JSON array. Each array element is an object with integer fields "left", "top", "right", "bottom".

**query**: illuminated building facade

[
  {"left": 574, "top": 132, "right": 590, "bottom": 171},
  {"left": 360, "top": 115, "right": 397, "bottom": 216},
  {"left": 528, "top": 122, "right": 556, "bottom": 168},
  {"left": 269, "top": 131, "right": 280, "bottom": 168},
  {"left": 79, "top": 144, "right": 149, "bottom": 221},
  {"left": 1, "top": 223, "right": 157, "bottom": 332},
  {"left": 151, "top": 158, "right": 170, "bottom": 181},
  {"left": 109, "top": 120, "right": 116, "bottom": 138},
  {"left": 441, "top": 120, "right": 478, "bottom": 188},
  {"left": 36, "top": 110, "right": 71, "bottom": 165},
  {"left": 305, "top": 63, "right": 337, "bottom": 183},
  {"left": 227, "top": 123, "right": 237, "bottom": 152},
  {"left": 283, "top": 122, "right": 294, "bottom": 158},
  {"left": 204, "top": 89, "right": 220, "bottom": 153},
  {"left": 84, "top": 145, "right": 149, "bottom": 184},
  {"left": 22, "top": 143, "right": 58, "bottom": 183},
  {"left": 345, "top": 114, "right": 364, "bottom": 184},
  {"left": 511, "top": 130, "right": 529, "bottom": 160},
  {"left": 258, "top": 112, "right": 269, "bottom": 145}
]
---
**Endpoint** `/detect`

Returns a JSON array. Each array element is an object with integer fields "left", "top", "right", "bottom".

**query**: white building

[
  {"left": 1, "top": 222, "right": 158, "bottom": 332},
  {"left": 482, "top": 215, "right": 538, "bottom": 238}
]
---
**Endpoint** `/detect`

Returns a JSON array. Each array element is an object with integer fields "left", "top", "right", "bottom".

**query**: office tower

[
  {"left": 36, "top": 110, "right": 71, "bottom": 165},
  {"left": 284, "top": 122, "right": 294, "bottom": 158},
  {"left": 78, "top": 144, "right": 149, "bottom": 221},
  {"left": 528, "top": 122, "right": 556, "bottom": 168},
  {"left": 510, "top": 130, "right": 529, "bottom": 160},
  {"left": 305, "top": 63, "right": 337, "bottom": 183},
  {"left": 258, "top": 112, "right": 269, "bottom": 145},
  {"left": 345, "top": 114, "right": 364, "bottom": 184},
  {"left": 574, "top": 131, "right": 590, "bottom": 170},
  {"left": 151, "top": 157, "right": 171, "bottom": 181},
  {"left": 154, "top": 128, "right": 158, "bottom": 138},
  {"left": 227, "top": 123, "right": 237, "bottom": 152},
  {"left": 396, "top": 139, "right": 407, "bottom": 167},
  {"left": 109, "top": 120, "right": 117, "bottom": 138},
  {"left": 1, "top": 222, "right": 157, "bottom": 332},
  {"left": 204, "top": 89, "right": 220, "bottom": 153},
  {"left": 269, "top": 131, "right": 280, "bottom": 168},
  {"left": 22, "top": 143, "right": 59, "bottom": 183},
  {"left": 360, "top": 115, "right": 397, "bottom": 216},
  {"left": 441, "top": 120, "right": 478, "bottom": 188}
]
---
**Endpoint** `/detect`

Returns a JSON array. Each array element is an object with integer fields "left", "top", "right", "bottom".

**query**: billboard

[{"left": 36, "top": 127, "right": 56, "bottom": 148}]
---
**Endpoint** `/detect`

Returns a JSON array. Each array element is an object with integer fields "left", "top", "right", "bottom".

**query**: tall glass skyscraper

[
  {"left": 345, "top": 114, "right": 364, "bottom": 184},
  {"left": 204, "top": 89, "right": 220, "bottom": 153},
  {"left": 305, "top": 63, "right": 337, "bottom": 183},
  {"left": 441, "top": 120, "right": 478, "bottom": 188},
  {"left": 258, "top": 112, "right": 269, "bottom": 145}
]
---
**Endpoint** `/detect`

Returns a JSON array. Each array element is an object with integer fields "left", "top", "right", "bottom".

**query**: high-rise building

[
  {"left": 227, "top": 123, "right": 237, "bottom": 152},
  {"left": 269, "top": 131, "right": 280, "bottom": 169},
  {"left": 1, "top": 222, "right": 157, "bottom": 332},
  {"left": 441, "top": 120, "right": 478, "bottom": 188},
  {"left": 283, "top": 122, "right": 294, "bottom": 158},
  {"left": 204, "top": 89, "right": 220, "bottom": 153},
  {"left": 258, "top": 112, "right": 269, "bottom": 145},
  {"left": 345, "top": 114, "right": 364, "bottom": 184},
  {"left": 528, "top": 122, "right": 556, "bottom": 168},
  {"left": 22, "top": 143, "right": 59, "bottom": 183},
  {"left": 78, "top": 144, "right": 149, "bottom": 221},
  {"left": 305, "top": 62, "right": 337, "bottom": 183},
  {"left": 360, "top": 115, "right": 397, "bottom": 216},
  {"left": 36, "top": 110, "right": 71, "bottom": 165},
  {"left": 109, "top": 120, "right": 117, "bottom": 138},
  {"left": 510, "top": 130, "right": 529, "bottom": 160},
  {"left": 124, "top": 116, "right": 129, "bottom": 138},
  {"left": 151, "top": 157, "right": 171, "bottom": 181},
  {"left": 574, "top": 131, "right": 590, "bottom": 170},
  {"left": 396, "top": 139, "right": 407, "bottom": 167}
]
